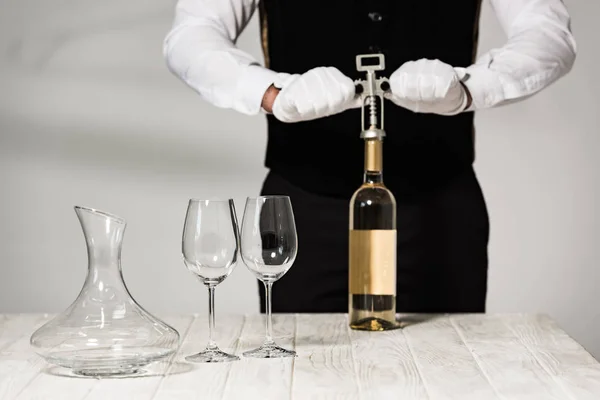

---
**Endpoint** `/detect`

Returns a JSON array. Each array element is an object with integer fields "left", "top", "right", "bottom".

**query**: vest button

[{"left": 368, "top": 12, "right": 383, "bottom": 22}]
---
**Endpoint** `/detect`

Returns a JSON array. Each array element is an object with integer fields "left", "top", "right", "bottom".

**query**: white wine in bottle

[{"left": 349, "top": 54, "right": 398, "bottom": 331}]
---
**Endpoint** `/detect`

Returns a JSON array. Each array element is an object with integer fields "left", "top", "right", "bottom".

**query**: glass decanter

[{"left": 30, "top": 206, "right": 180, "bottom": 377}]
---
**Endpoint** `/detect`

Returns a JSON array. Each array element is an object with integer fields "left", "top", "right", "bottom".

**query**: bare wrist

[
  {"left": 461, "top": 82, "right": 472, "bottom": 110},
  {"left": 261, "top": 84, "right": 280, "bottom": 113}
]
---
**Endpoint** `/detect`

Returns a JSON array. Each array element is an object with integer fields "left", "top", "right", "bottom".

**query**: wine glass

[
  {"left": 182, "top": 199, "right": 240, "bottom": 363},
  {"left": 240, "top": 195, "right": 298, "bottom": 358}
]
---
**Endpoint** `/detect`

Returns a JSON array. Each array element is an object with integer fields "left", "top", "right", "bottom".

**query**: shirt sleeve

[
  {"left": 462, "top": 0, "right": 577, "bottom": 111},
  {"left": 163, "top": 0, "right": 280, "bottom": 115}
]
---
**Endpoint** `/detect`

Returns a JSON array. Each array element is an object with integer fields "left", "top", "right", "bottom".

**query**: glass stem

[
  {"left": 207, "top": 284, "right": 217, "bottom": 349},
  {"left": 264, "top": 281, "right": 274, "bottom": 345}
]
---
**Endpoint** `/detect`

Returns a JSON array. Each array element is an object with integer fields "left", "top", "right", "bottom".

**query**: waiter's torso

[{"left": 259, "top": 0, "right": 483, "bottom": 199}]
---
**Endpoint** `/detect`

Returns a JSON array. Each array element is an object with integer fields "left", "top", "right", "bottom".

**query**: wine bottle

[{"left": 349, "top": 54, "right": 398, "bottom": 331}]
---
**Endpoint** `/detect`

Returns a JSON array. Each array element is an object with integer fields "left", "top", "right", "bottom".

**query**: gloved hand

[
  {"left": 387, "top": 59, "right": 470, "bottom": 115},
  {"left": 272, "top": 67, "right": 360, "bottom": 122}
]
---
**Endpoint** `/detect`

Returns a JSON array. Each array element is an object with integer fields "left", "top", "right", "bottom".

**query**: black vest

[{"left": 259, "top": 0, "right": 483, "bottom": 199}]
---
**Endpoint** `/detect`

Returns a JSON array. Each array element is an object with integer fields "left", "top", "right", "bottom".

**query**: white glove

[
  {"left": 387, "top": 59, "right": 469, "bottom": 115},
  {"left": 272, "top": 67, "right": 360, "bottom": 122}
]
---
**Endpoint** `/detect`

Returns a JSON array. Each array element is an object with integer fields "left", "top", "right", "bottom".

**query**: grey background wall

[{"left": 1, "top": 1, "right": 598, "bottom": 357}]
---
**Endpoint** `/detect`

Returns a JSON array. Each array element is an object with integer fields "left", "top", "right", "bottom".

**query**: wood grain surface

[{"left": 1, "top": 313, "right": 599, "bottom": 399}]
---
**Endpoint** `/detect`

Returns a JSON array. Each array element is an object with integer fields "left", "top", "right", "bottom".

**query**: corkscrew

[{"left": 354, "top": 53, "right": 390, "bottom": 140}]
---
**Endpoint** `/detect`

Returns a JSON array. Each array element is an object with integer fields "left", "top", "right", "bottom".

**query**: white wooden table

[{"left": 1, "top": 313, "right": 600, "bottom": 399}]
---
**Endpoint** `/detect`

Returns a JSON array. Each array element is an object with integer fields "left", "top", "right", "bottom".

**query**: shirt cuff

[
  {"left": 461, "top": 64, "right": 505, "bottom": 112},
  {"left": 235, "top": 64, "right": 279, "bottom": 115}
]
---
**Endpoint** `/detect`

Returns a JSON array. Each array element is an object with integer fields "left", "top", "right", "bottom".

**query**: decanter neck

[{"left": 75, "top": 206, "right": 126, "bottom": 282}]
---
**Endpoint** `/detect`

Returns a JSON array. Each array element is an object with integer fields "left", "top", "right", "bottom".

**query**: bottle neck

[{"left": 364, "top": 138, "right": 383, "bottom": 184}]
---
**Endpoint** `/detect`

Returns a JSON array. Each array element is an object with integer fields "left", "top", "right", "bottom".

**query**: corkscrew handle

[
  {"left": 354, "top": 53, "right": 390, "bottom": 137},
  {"left": 354, "top": 80, "right": 390, "bottom": 96}
]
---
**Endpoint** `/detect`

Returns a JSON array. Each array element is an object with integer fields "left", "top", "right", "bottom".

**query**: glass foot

[
  {"left": 185, "top": 347, "right": 239, "bottom": 363},
  {"left": 243, "top": 342, "right": 296, "bottom": 359}
]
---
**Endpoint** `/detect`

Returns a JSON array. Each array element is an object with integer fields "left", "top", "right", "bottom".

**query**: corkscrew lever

[{"left": 354, "top": 53, "right": 390, "bottom": 139}]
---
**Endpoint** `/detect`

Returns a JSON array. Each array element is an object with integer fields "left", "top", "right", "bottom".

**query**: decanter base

[
  {"left": 40, "top": 346, "right": 175, "bottom": 378},
  {"left": 73, "top": 367, "right": 144, "bottom": 378}
]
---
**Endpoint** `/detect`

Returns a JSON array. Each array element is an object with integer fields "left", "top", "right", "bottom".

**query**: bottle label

[{"left": 349, "top": 229, "right": 396, "bottom": 295}]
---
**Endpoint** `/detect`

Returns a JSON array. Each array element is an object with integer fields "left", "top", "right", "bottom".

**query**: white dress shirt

[{"left": 163, "top": 0, "right": 577, "bottom": 116}]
